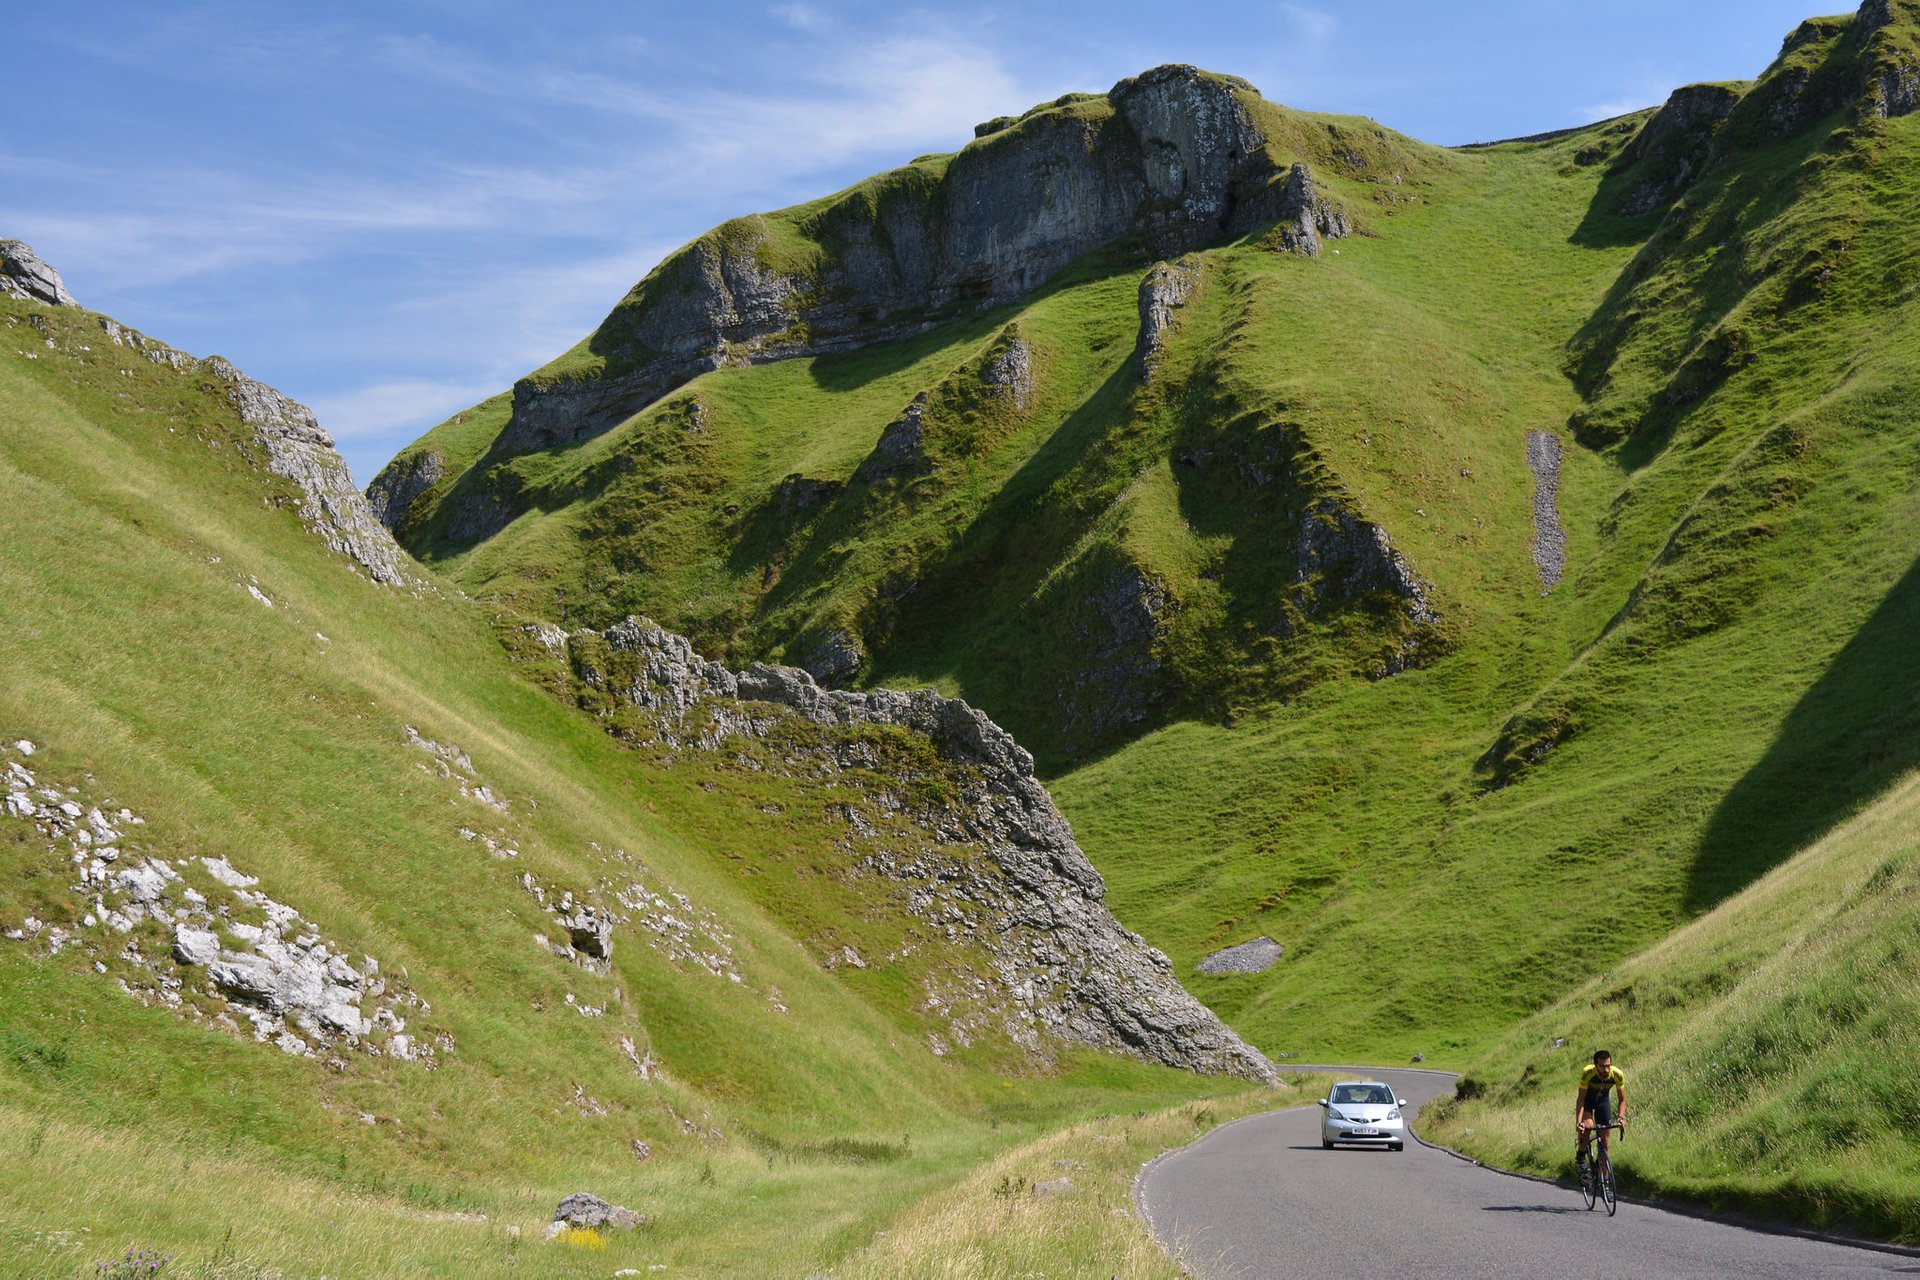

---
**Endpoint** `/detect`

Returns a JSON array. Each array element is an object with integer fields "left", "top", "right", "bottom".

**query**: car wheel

[
  {"left": 1390, "top": 1143, "right": 1404, "bottom": 1152},
  {"left": 1322, "top": 1138, "right": 1333, "bottom": 1150}
]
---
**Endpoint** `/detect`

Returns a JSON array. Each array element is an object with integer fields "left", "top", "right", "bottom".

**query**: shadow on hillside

[
  {"left": 854, "top": 358, "right": 1151, "bottom": 772},
  {"left": 805, "top": 304, "right": 1011, "bottom": 394},
  {"left": 1688, "top": 554, "right": 1920, "bottom": 912}
]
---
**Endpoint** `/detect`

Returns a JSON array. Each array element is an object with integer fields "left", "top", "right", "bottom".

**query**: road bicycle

[{"left": 1577, "top": 1121, "right": 1623, "bottom": 1215}]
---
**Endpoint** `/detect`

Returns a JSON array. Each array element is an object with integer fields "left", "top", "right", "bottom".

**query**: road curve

[{"left": 1137, "top": 1067, "right": 1913, "bottom": 1279}]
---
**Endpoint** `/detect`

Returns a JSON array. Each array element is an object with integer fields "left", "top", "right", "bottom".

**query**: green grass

[
  {"left": 384, "top": 8, "right": 1920, "bottom": 1126},
  {"left": 1424, "top": 770, "right": 1920, "bottom": 1243},
  {"left": 0, "top": 299, "right": 1260, "bottom": 1276},
  {"left": 10, "top": 4, "right": 1920, "bottom": 1266}
]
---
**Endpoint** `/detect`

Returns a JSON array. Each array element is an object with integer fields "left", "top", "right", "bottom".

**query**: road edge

[{"left": 1133, "top": 1063, "right": 1920, "bottom": 1268}]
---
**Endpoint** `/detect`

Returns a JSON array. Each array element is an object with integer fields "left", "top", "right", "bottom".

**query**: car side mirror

[
  {"left": 1316, "top": 1100, "right": 1328, "bottom": 1108},
  {"left": 1398, "top": 1099, "right": 1409, "bottom": 1107}
]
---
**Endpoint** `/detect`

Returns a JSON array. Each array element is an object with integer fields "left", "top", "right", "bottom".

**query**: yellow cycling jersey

[{"left": 1579, "top": 1064, "right": 1625, "bottom": 1093}]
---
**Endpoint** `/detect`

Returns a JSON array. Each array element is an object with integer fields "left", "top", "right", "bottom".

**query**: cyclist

[{"left": 1575, "top": 1048, "right": 1626, "bottom": 1179}]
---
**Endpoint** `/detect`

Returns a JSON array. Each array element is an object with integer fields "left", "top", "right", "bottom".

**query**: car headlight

[{"left": 1387, "top": 1109, "right": 1401, "bottom": 1121}]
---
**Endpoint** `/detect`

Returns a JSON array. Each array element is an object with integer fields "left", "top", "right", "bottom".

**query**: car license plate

[{"left": 1352, "top": 1128, "right": 1379, "bottom": 1137}]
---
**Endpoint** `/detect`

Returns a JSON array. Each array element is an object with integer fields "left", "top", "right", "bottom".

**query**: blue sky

[{"left": 5, "top": 1, "right": 1828, "bottom": 482}]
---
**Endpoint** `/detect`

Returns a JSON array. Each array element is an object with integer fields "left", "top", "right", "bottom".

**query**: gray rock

[
  {"left": 1136, "top": 257, "right": 1203, "bottom": 382},
  {"left": 803, "top": 629, "right": 863, "bottom": 688},
  {"left": 1033, "top": 1177, "right": 1074, "bottom": 1196},
  {"left": 115, "top": 862, "right": 171, "bottom": 904},
  {"left": 1293, "top": 497, "right": 1438, "bottom": 668},
  {"left": 981, "top": 336, "right": 1034, "bottom": 409},
  {"left": 489, "top": 66, "right": 1300, "bottom": 456},
  {"left": 1196, "top": 937, "right": 1284, "bottom": 975},
  {"left": 1268, "top": 163, "right": 1352, "bottom": 258},
  {"left": 364, "top": 449, "right": 446, "bottom": 531},
  {"left": 0, "top": 241, "right": 78, "bottom": 307},
  {"left": 1613, "top": 83, "right": 1741, "bottom": 216},
  {"left": 171, "top": 926, "right": 221, "bottom": 967},
  {"left": 198, "top": 357, "right": 419, "bottom": 586},
  {"left": 1525, "top": 431, "right": 1566, "bottom": 594},
  {"left": 561, "top": 905, "right": 615, "bottom": 960},
  {"left": 1060, "top": 564, "right": 1172, "bottom": 749},
  {"left": 567, "top": 617, "right": 1279, "bottom": 1083},
  {"left": 548, "top": 1192, "right": 643, "bottom": 1236},
  {"left": 861, "top": 392, "right": 931, "bottom": 479},
  {"left": 209, "top": 954, "right": 284, "bottom": 1009}
]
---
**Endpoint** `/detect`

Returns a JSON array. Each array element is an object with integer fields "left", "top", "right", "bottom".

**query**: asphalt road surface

[{"left": 1137, "top": 1067, "right": 1916, "bottom": 1279}]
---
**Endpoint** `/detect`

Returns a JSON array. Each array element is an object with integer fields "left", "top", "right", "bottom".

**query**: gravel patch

[
  {"left": 1196, "top": 937, "right": 1284, "bottom": 975},
  {"left": 1526, "top": 431, "right": 1566, "bottom": 593}
]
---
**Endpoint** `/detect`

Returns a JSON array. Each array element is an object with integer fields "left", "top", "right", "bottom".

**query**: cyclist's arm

[{"left": 1615, "top": 1082, "right": 1626, "bottom": 1127}]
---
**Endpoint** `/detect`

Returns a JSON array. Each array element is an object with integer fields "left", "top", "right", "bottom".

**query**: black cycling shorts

[{"left": 1583, "top": 1088, "right": 1615, "bottom": 1127}]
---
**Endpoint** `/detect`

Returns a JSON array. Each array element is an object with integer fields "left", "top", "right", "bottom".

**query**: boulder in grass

[{"left": 544, "top": 1192, "right": 644, "bottom": 1240}]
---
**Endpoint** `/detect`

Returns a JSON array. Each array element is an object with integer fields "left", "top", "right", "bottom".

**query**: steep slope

[
  {"left": 1425, "top": 769, "right": 1920, "bottom": 1243},
  {"left": 373, "top": 0, "right": 1920, "bottom": 1084},
  {"left": 376, "top": 69, "right": 1454, "bottom": 765},
  {"left": 0, "top": 274, "right": 1267, "bottom": 1276}
]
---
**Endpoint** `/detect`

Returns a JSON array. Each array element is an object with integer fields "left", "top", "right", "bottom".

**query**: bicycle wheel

[
  {"left": 1599, "top": 1147, "right": 1617, "bottom": 1216},
  {"left": 1578, "top": 1151, "right": 1597, "bottom": 1210}
]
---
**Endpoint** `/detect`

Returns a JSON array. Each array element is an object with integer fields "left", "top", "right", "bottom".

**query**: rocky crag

[
  {"left": 5, "top": 241, "right": 415, "bottom": 587},
  {"left": 560, "top": 617, "right": 1278, "bottom": 1082},
  {"left": 0, "top": 239, "right": 78, "bottom": 307},
  {"left": 407, "top": 64, "right": 1351, "bottom": 472}
]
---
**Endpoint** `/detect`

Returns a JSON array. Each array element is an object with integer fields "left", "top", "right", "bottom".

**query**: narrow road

[{"left": 1137, "top": 1067, "right": 1915, "bottom": 1279}]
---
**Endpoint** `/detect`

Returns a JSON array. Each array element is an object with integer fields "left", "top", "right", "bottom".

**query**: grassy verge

[
  {"left": 834, "top": 1086, "right": 1289, "bottom": 1280},
  {"left": 1423, "top": 771, "right": 1920, "bottom": 1245}
]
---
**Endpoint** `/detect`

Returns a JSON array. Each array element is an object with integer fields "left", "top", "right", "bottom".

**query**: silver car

[{"left": 1317, "top": 1080, "right": 1409, "bottom": 1151}]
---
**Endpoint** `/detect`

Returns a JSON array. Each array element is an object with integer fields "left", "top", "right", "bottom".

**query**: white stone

[
  {"left": 116, "top": 863, "right": 170, "bottom": 903},
  {"left": 172, "top": 927, "right": 221, "bottom": 966},
  {"left": 12, "top": 741, "right": 33, "bottom": 756},
  {"left": 201, "top": 856, "right": 257, "bottom": 889}
]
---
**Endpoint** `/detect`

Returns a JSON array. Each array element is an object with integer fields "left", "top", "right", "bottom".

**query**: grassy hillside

[
  {"left": 0, "top": 298, "right": 1269, "bottom": 1277},
  {"left": 377, "top": 1, "right": 1920, "bottom": 1090},
  {"left": 1424, "top": 770, "right": 1920, "bottom": 1243}
]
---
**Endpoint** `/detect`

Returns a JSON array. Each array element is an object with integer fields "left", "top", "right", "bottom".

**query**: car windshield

[{"left": 1332, "top": 1085, "right": 1392, "bottom": 1105}]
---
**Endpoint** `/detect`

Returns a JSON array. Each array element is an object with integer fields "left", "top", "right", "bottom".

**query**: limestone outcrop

[
  {"left": 365, "top": 449, "right": 446, "bottom": 530},
  {"left": 1136, "top": 256, "right": 1204, "bottom": 382},
  {"left": 0, "top": 240, "right": 78, "bottom": 307},
  {"left": 565, "top": 617, "right": 1277, "bottom": 1082},
  {"left": 1, "top": 742, "right": 445, "bottom": 1065},
  {"left": 491, "top": 66, "right": 1345, "bottom": 458},
  {"left": 199, "top": 357, "right": 420, "bottom": 586}
]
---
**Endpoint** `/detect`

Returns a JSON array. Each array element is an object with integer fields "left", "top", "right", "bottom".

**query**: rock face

[
  {"left": 1136, "top": 256, "right": 1204, "bottom": 382},
  {"left": 1616, "top": 4, "right": 1920, "bottom": 215},
  {"left": 1295, "top": 500, "right": 1436, "bottom": 622},
  {"left": 196, "top": 357, "right": 419, "bottom": 586},
  {"left": 1269, "top": 163, "right": 1353, "bottom": 257},
  {"left": 1612, "top": 84, "right": 1742, "bottom": 216},
  {"left": 981, "top": 335, "right": 1035, "bottom": 409},
  {"left": 365, "top": 449, "right": 446, "bottom": 530},
  {"left": 1061, "top": 564, "right": 1173, "bottom": 749},
  {"left": 0, "top": 240, "right": 78, "bottom": 307},
  {"left": 566, "top": 617, "right": 1277, "bottom": 1082},
  {"left": 493, "top": 66, "right": 1341, "bottom": 457},
  {"left": 860, "top": 391, "right": 932, "bottom": 480}
]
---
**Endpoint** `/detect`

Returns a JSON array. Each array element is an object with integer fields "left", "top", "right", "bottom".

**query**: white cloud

[
  {"left": 308, "top": 378, "right": 500, "bottom": 442},
  {"left": 1281, "top": 4, "right": 1337, "bottom": 51},
  {"left": 1575, "top": 95, "right": 1665, "bottom": 123},
  {"left": 770, "top": 3, "right": 830, "bottom": 32}
]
